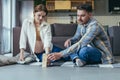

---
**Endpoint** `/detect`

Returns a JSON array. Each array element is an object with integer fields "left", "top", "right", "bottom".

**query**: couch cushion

[
  {"left": 111, "top": 26, "right": 120, "bottom": 56},
  {"left": 108, "top": 26, "right": 120, "bottom": 56},
  {"left": 13, "top": 27, "right": 21, "bottom": 56},
  {"left": 52, "top": 37, "right": 71, "bottom": 49},
  {"left": 52, "top": 23, "right": 77, "bottom": 36}
]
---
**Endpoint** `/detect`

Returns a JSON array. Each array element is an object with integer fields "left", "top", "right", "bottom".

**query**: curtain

[
  {"left": 1, "top": 0, "right": 11, "bottom": 54},
  {"left": 0, "top": 0, "right": 2, "bottom": 54}
]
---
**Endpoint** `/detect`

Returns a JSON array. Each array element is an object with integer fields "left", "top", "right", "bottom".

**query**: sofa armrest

[
  {"left": 52, "top": 37, "right": 71, "bottom": 49},
  {"left": 108, "top": 26, "right": 120, "bottom": 56},
  {"left": 13, "top": 27, "right": 21, "bottom": 56},
  {"left": 108, "top": 27, "right": 113, "bottom": 52},
  {"left": 13, "top": 27, "right": 30, "bottom": 56}
]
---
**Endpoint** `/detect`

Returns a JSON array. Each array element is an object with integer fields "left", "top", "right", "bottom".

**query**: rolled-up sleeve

[
  {"left": 44, "top": 24, "right": 52, "bottom": 48},
  {"left": 19, "top": 19, "right": 28, "bottom": 49},
  {"left": 70, "top": 25, "right": 82, "bottom": 43}
]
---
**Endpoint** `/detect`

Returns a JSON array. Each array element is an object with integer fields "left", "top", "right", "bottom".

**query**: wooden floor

[
  {"left": 1, "top": 54, "right": 120, "bottom": 80},
  {"left": 0, "top": 63, "right": 120, "bottom": 80}
]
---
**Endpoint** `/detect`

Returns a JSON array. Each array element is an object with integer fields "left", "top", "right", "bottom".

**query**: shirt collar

[
  {"left": 83, "top": 18, "right": 93, "bottom": 27},
  {"left": 40, "top": 21, "right": 48, "bottom": 27},
  {"left": 29, "top": 18, "right": 48, "bottom": 28}
]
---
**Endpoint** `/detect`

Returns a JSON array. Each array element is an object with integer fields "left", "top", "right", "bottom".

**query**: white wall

[
  {"left": 47, "top": 16, "right": 120, "bottom": 27},
  {"left": 18, "top": 0, "right": 120, "bottom": 27},
  {"left": 94, "top": 16, "right": 120, "bottom": 27},
  {"left": 47, "top": 17, "right": 71, "bottom": 24},
  {"left": 20, "top": 1, "right": 33, "bottom": 24}
]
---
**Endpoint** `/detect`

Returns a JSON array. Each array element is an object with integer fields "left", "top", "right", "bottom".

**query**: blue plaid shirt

[{"left": 61, "top": 18, "right": 114, "bottom": 64}]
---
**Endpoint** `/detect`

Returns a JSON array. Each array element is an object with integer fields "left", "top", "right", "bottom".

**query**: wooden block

[
  {"left": 42, "top": 54, "right": 48, "bottom": 68},
  {"left": 55, "top": 1, "right": 71, "bottom": 10}
]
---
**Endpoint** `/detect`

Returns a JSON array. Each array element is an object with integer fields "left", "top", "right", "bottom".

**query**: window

[{"left": 1, "top": 0, "right": 15, "bottom": 54}]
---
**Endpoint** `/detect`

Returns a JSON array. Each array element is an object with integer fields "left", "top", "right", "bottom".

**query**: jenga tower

[{"left": 42, "top": 53, "right": 48, "bottom": 68}]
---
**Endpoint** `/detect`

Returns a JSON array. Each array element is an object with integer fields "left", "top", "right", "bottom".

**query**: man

[{"left": 48, "top": 4, "right": 114, "bottom": 67}]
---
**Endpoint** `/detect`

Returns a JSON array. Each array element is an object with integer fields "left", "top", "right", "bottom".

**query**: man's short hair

[{"left": 77, "top": 4, "right": 92, "bottom": 12}]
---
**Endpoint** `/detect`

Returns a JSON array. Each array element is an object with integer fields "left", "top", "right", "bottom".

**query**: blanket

[{"left": 0, "top": 52, "right": 36, "bottom": 66}]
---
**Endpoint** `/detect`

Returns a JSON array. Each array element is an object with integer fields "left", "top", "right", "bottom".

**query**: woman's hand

[
  {"left": 19, "top": 49, "right": 25, "bottom": 61},
  {"left": 19, "top": 53, "right": 24, "bottom": 61}
]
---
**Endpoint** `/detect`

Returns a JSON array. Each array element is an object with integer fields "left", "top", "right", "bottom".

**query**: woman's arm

[
  {"left": 19, "top": 48, "right": 25, "bottom": 61},
  {"left": 43, "top": 23, "right": 52, "bottom": 53},
  {"left": 19, "top": 19, "right": 28, "bottom": 61}
]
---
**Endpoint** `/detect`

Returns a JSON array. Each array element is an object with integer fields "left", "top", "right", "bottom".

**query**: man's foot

[{"left": 75, "top": 58, "right": 86, "bottom": 67}]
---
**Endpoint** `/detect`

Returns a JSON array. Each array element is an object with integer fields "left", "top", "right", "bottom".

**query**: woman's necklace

[
  {"left": 36, "top": 26, "right": 40, "bottom": 31},
  {"left": 34, "top": 20, "right": 41, "bottom": 31},
  {"left": 35, "top": 23, "right": 40, "bottom": 31}
]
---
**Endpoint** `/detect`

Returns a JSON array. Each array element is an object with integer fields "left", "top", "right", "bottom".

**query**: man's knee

[
  {"left": 78, "top": 47, "right": 89, "bottom": 61},
  {"left": 79, "top": 47, "right": 90, "bottom": 56},
  {"left": 78, "top": 47, "right": 97, "bottom": 60},
  {"left": 78, "top": 47, "right": 102, "bottom": 63}
]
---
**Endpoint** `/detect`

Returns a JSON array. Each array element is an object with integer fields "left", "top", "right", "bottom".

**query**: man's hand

[
  {"left": 64, "top": 39, "right": 71, "bottom": 48},
  {"left": 47, "top": 52, "right": 62, "bottom": 61}
]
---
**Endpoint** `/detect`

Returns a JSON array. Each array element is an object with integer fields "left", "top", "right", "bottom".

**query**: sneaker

[{"left": 75, "top": 59, "right": 86, "bottom": 67}]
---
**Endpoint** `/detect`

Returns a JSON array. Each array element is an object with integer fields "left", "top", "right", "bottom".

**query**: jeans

[
  {"left": 35, "top": 45, "right": 70, "bottom": 62},
  {"left": 70, "top": 46, "right": 102, "bottom": 64}
]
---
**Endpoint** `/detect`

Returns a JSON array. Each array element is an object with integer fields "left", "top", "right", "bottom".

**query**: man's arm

[
  {"left": 62, "top": 24, "right": 100, "bottom": 56},
  {"left": 70, "top": 24, "right": 82, "bottom": 43},
  {"left": 64, "top": 25, "right": 82, "bottom": 48}
]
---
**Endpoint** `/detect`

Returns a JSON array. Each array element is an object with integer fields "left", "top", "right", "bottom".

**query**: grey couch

[
  {"left": 13, "top": 24, "right": 120, "bottom": 56},
  {"left": 108, "top": 26, "right": 120, "bottom": 56},
  {"left": 51, "top": 23, "right": 77, "bottom": 49}
]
